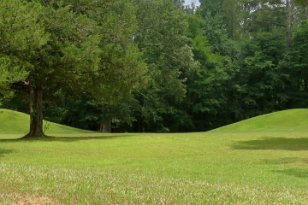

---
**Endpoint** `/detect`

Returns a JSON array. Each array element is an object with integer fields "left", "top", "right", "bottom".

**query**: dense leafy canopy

[{"left": 0, "top": 0, "right": 307, "bottom": 135}]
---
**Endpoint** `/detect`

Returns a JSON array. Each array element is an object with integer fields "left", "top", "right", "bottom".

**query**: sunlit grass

[
  {"left": 0, "top": 131, "right": 307, "bottom": 204},
  {"left": 0, "top": 109, "right": 92, "bottom": 136},
  {"left": 0, "top": 109, "right": 308, "bottom": 204},
  {"left": 212, "top": 109, "right": 308, "bottom": 132}
]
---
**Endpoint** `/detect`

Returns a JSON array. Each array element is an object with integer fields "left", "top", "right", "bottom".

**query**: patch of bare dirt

[{"left": 12, "top": 195, "right": 55, "bottom": 205}]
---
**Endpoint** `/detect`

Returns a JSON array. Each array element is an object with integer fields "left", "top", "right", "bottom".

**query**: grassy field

[
  {"left": 0, "top": 109, "right": 92, "bottom": 138},
  {"left": 0, "top": 109, "right": 307, "bottom": 204}
]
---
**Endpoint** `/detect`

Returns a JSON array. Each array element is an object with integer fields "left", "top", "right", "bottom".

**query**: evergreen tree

[
  {"left": 134, "top": 0, "right": 198, "bottom": 131},
  {"left": 0, "top": 0, "right": 101, "bottom": 137}
]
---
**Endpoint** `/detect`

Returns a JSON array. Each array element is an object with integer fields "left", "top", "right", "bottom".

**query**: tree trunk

[
  {"left": 100, "top": 119, "right": 111, "bottom": 133},
  {"left": 24, "top": 84, "right": 45, "bottom": 138},
  {"left": 305, "top": 7, "right": 308, "bottom": 19},
  {"left": 286, "top": 0, "right": 295, "bottom": 47}
]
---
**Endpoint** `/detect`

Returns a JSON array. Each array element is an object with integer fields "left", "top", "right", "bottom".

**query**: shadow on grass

[
  {"left": 233, "top": 137, "right": 308, "bottom": 178},
  {"left": 0, "top": 134, "right": 132, "bottom": 143},
  {"left": 265, "top": 157, "right": 308, "bottom": 165},
  {"left": 265, "top": 157, "right": 308, "bottom": 178},
  {"left": 275, "top": 168, "right": 308, "bottom": 178},
  {"left": 232, "top": 137, "right": 308, "bottom": 151},
  {"left": 0, "top": 148, "right": 12, "bottom": 158}
]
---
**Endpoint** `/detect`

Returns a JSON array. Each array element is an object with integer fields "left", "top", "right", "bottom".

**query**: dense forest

[{"left": 0, "top": 0, "right": 307, "bottom": 136}]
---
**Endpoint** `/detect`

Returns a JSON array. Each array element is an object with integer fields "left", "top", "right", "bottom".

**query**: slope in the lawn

[
  {"left": 212, "top": 109, "right": 308, "bottom": 132},
  {"left": 0, "top": 109, "right": 92, "bottom": 135}
]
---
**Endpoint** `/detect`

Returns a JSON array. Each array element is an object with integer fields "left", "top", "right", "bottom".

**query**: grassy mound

[
  {"left": 0, "top": 108, "right": 91, "bottom": 135},
  {"left": 0, "top": 108, "right": 307, "bottom": 204},
  {"left": 212, "top": 109, "right": 308, "bottom": 132}
]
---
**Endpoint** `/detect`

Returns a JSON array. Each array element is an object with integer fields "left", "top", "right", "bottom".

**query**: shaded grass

[
  {"left": 232, "top": 137, "right": 308, "bottom": 150},
  {"left": 0, "top": 148, "right": 12, "bottom": 159},
  {"left": 275, "top": 168, "right": 308, "bottom": 178},
  {"left": 0, "top": 134, "right": 130, "bottom": 142}
]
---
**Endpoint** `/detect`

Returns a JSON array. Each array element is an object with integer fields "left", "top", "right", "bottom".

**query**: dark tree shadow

[
  {"left": 0, "top": 134, "right": 133, "bottom": 143},
  {"left": 232, "top": 137, "right": 308, "bottom": 151}
]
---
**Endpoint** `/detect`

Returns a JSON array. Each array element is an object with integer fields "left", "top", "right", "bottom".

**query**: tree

[
  {"left": 286, "top": 0, "right": 296, "bottom": 47},
  {"left": 63, "top": 0, "right": 147, "bottom": 132},
  {"left": 133, "top": 0, "right": 198, "bottom": 132},
  {"left": 0, "top": 0, "right": 101, "bottom": 138},
  {"left": 198, "top": 0, "right": 230, "bottom": 54},
  {"left": 296, "top": 0, "right": 308, "bottom": 17},
  {"left": 90, "top": 0, "right": 147, "bottom": 132},
  {"left": 288, "top": 20, "right": 308, "bottom": 106},
  {"left": 0, "top": 0, "right": 46, "bottom": 102},
  {"left": 184, "top": 14, "right": 233, "bottom": 130},
  {"left": 30, "top": 0, "right": 148, "bottom": 133}
]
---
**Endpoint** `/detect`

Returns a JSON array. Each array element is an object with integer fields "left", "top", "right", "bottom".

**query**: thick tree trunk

[
  {"left": 100, "top": 119, "right": 111, "bottom": 133},
  {"left": 24, "top": 84, "right": 45, "bottom": 138}
]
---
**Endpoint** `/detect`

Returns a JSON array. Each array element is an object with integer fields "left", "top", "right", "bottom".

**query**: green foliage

[
  {"left": 53, "top": 0, "right": 148, "bottom": 130},
  {"left": 0, "top": 57, "right": 28, "bottom": 100},
  {"left": 288, "top": 20, "right": 308, "bottom": 105},
  {"left": 183, "top": 13, "right": 232, "bottom": 130},
  {"left": 1, "top": 0, "right": 308, "bottom": 133},
  {"left": 292, "top": 20, "right": 308, "bottom": 78},
  {"left": 88, "top": 0, "right": 147, "bottom": 102},
  {"left": 296, "top": 0, "right": 308, "bottom": 6},
  {"left": 0, "top": 0, "right": 102, "bottom": 136},
  {"left": 0, "top": 0, "right": 48, "bottom": 52},
  {"left": 30, "top": 3, "right": 101, "bottom": 88},
  {"left": 133, "top": 0, "right": 198, "bottom": 131},
  {"left": 0, "top": 0, "right": 47, "bottom": 98}
]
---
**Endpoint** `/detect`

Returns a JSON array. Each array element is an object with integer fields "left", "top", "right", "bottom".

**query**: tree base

[
  {"left": 100, "top": 119, "right": 112, "bottom": 133},
  {"left": 23, "top": 132, "right": 46, "bottom": 139}
]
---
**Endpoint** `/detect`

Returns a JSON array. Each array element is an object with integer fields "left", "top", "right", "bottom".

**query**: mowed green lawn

[{"left": 0, "top": 109, "right": 307, "bottom": 204}]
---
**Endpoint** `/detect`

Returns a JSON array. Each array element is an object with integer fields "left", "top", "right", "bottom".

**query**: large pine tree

[{"left": 0, "top": 0, "right": 101, "bottom": 138}]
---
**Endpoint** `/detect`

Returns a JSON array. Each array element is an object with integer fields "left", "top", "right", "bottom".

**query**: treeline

[{"left": 0, "top": 0, "right": 307, "bottom": 136}]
